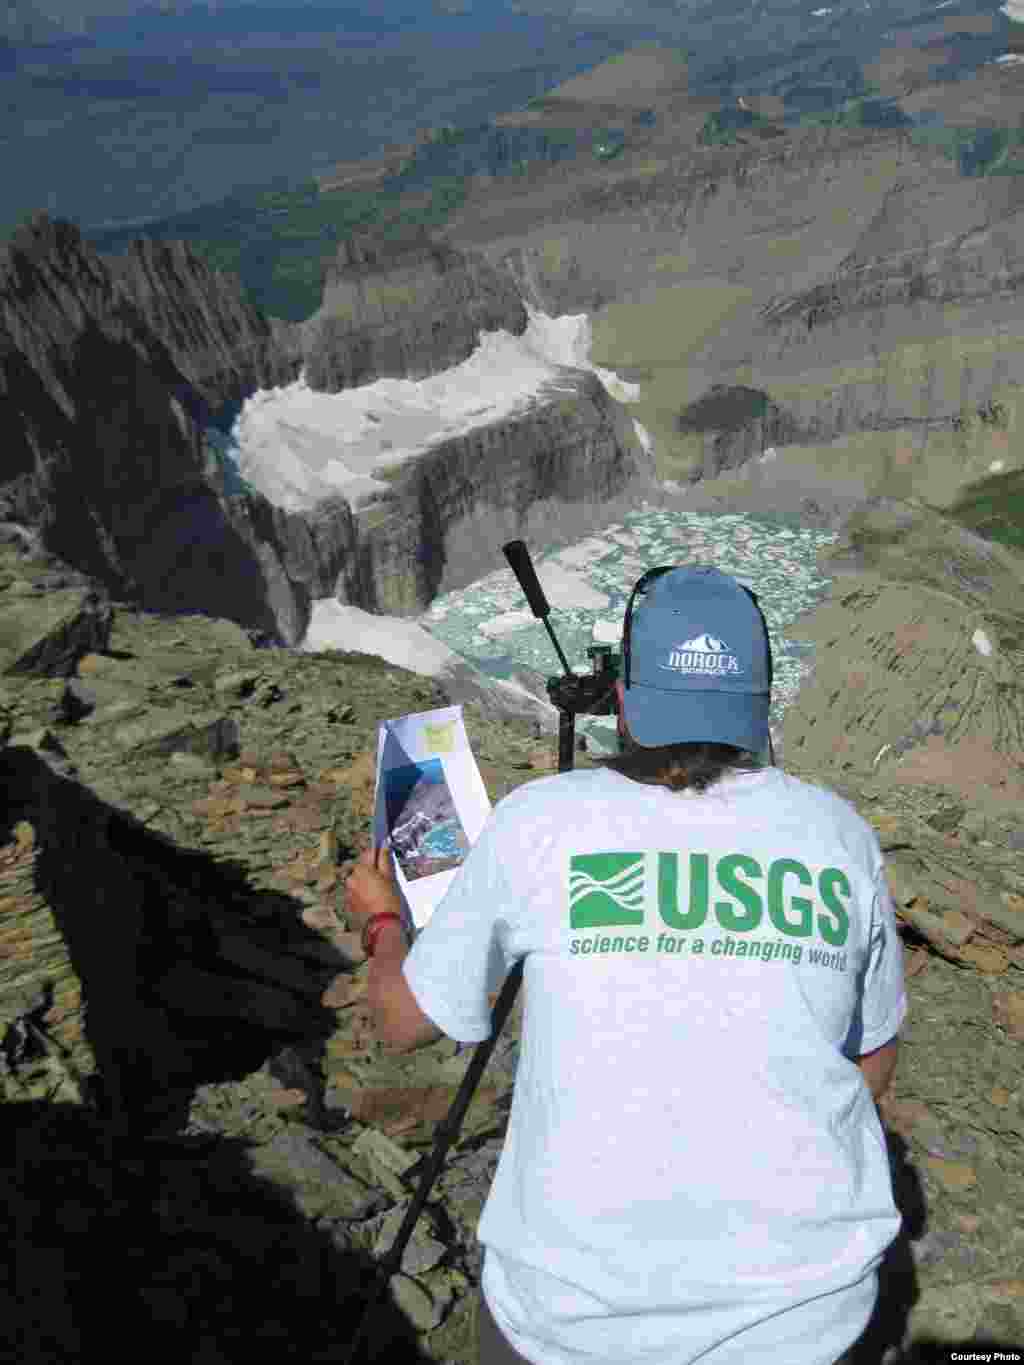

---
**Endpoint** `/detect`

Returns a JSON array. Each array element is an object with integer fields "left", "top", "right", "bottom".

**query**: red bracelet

[{"left": 362, "top": 911, "right": 403, "bottom": 958}]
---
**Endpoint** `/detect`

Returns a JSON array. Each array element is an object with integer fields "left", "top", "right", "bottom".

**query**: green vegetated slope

[
  {"left": 911, "top": 120, "right": 1024, "bottom": 177},
  {"left": 752, "top": 332, "right": 1024, "bottom": 508},
  {"left": 84, "top": 170, "right": 473, "bottom": 323},
  {"left": 83, "top": 125, "right": 623, "bottom": 323},
  {"left": 588, "top": 279, "right": 756, "bottom": 471},
  {"left": 944, "top": 466, "right": 1024, "bottom": 555}
]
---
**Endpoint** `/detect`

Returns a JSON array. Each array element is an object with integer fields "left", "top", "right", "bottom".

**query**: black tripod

[{"left": 341, "top": 540, "right": 616, "bottom": 1365}]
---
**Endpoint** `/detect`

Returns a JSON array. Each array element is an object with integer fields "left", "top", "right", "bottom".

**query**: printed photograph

[{"left": 383, "top": 757, "right": 471, "bottom": 881}]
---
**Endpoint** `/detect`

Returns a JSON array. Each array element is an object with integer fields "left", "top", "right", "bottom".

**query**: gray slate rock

[
  {"left": 366, "top": 1199, "right": 447, "bottom": 1276},
  {"left": 112, "top": 708, "right": 240, "bottom": 761},
  {"left": 58, "top": 678, "right": 99, "bottom": 722},
  {"left": 104, "top": 234, "right": 304, "bottom": 409},
  {"left": 246, "top": 1130, "right": 385, "bottom": 1222},
  {"left": 390, "top": 1272, "right": 449, "bottom": 1333},
  {"left": 0, "top": 585, "right": 112, "bottom": 677},
  {"left": 0, "top": 214, "right": 313, "bottom": 648},
  {"left": 303, "top": 225, "right": 528, "bottom": 392}
]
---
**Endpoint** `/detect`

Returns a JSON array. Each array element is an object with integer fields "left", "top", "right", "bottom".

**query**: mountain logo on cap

[
  {"left": 684, "top": 633, "right": 730, "bottom": 653},
  {"left": 662, "top": 632, "right": 741, "bottom": 676}
]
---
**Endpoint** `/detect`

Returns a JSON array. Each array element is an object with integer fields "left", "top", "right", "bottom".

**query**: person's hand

[{"left": 344, "top": 843, "right": 402, "bottom": 932}]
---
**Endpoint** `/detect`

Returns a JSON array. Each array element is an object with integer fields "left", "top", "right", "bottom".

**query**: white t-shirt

[{"left": 403, "top": 764, "right": 907, "bottom": 1365}]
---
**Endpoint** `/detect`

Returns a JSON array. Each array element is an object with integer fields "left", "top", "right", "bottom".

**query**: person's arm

[
  {"left": 856, "top": 1036, "right": 898, "bottom": 1102},
  {"left": 368, "top": 921, "right": 445, "bottom": 1052}
]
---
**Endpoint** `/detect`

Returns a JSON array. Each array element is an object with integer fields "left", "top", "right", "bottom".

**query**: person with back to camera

[{"left": 344, "top": 563, "right": 906, "bottom": 1365}]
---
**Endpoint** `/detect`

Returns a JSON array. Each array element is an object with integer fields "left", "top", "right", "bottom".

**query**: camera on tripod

[{"left": 502, "top": 539, "right": 621, "bottom": 768}]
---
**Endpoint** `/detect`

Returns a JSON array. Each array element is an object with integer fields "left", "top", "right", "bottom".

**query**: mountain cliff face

[
  {"left": 340, "top": 368, "right": 653, "bottom": 614},
  {"left": 457, "top": 124, "right": 1024, "bottom": 508},
  {"left": 756, "top": 153, "right": 1024, "bottom": 386},
  {"left": 0, "top": 213, "right": 314, "bottom": 645},
  {"left": 302, "top": 224, "right": 529, "bottom": 391},
  {"left": 2, "top": 211, "right": 652, "bottom": 647},
  {"left": 103, "top": 236, "right": 305, "bottom": 410}
]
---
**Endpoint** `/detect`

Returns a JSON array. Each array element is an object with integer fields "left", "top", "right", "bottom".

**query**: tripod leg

[
  {"left": 558, "top": 708, "right": 574, "bottom": 772},
  {"left": 346, "top": 700, "right": 576, "bottom": 1364},
  {"left": 343, "top": 959, "right": 525, "bottom": 1365}
]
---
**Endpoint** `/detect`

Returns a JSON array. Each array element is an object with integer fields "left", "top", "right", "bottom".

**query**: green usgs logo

[{"left": 569, "top": 852, "right": 851, "bottom": 946}]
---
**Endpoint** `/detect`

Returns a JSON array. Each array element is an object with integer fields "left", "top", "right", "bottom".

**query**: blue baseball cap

[{"left": 621, "top": 565, "right": 772, "bottom": 753}]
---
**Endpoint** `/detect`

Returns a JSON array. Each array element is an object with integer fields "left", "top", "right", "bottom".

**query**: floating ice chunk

[
  {"left": 812, "top": 6, "right": 832, "bottom": 14},
  {"left": 592, "top": 619, "right": 622, "bottom": 645},
  {"left": 476, "top": 609, "right": 536, "bottom": 638},
  {"left": 990, "top": 460, "right": 1006, "bottom": 472},
  {"left": 555, "top": 537, "right": 615, "bottom": 567},
  {"left": 535, "top": 561, "right": 610, "bottom": 609},
  {"left": 972, "top": 629, "right": 993, "bottom": 657}
]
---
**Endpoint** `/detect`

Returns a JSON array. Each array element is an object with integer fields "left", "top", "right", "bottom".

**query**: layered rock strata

[
  {"left": 302, "top": 224, "right": 529, "bottom": 391},
  {"left": 0, "top": 213, "right": 314, "bottom": 645},
  {"left": 458, "top": 126, "right": 1024, "bottom": 510},
  {"left": 3, "top": 213, "right": 652, "bottom": 650},
  {"left": 102, "top": 235, "right": 305, "bottom": 409},
  {"left": 761, "top": 168, "right": 1024, "bottom": 349},
  {"left": 339, "top": 368, "right": 654, "bottom": 614},
  {"left": 780, "top": 496, "right": 1024, "bottom": 794}
]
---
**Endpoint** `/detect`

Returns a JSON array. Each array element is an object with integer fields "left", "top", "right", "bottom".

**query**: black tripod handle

[
  {"left": 502, "top": 539, "right": 573, "bottom": 678},
  {"left": 502, "top": 539, "right": 549, "bottom": 618}
]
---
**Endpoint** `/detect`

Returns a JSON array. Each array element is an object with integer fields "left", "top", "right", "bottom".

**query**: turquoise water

[
  {"left": 419, "top": 503, "right": 836, "bottom": 753},
  {"left": 420, "top": 819, "right": 468, "bottom": 862}
]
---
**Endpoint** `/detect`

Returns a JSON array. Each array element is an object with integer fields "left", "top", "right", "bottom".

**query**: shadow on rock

[
  {"left": 0, "top": 743, "right": 364, "bottom": 1133},
  {"left": 0, "top": 749, "right": 442, "bottom": 1360},
  {"left": 848, "top": 1128, "right": 1024, "bottom": 1362},
  {"left": 846, "top": 1128, "right": 924, "bottom": 1363},
  {"left": 1, "top": 1098, "right": 434, "bottom": 1364}
]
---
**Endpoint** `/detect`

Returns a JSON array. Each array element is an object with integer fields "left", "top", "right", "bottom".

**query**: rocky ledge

[
  {"left": 1, "top": 491, "right": 1023, "bottom": 1361},
  {"left": 342, "top": 367, "right": 654, "bottom": 615},
  {"left": 0, "top": 214, "right": 316, "bottom": 646},
  {"left": 302, "top": 224, "right": 528, "bottom": 392},
  {"left": 103, "top": 235, "right": 305, "bottom": 409},
  {"left": 1, "top": 212, "right": 652, "bottom": 648}
]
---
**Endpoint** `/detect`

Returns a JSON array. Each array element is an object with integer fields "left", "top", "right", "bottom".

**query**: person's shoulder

[
  {"left": 492, "top": 766, "right": 614, "bottom": 813},
  {"left": 768, "top": 769, "right": 878, "bottom": 843}
]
